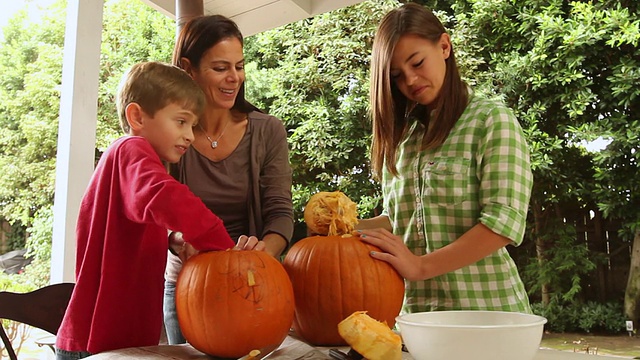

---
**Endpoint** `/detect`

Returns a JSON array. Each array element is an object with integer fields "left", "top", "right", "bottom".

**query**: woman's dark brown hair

[
  {"left": 172, "top": 15, "right": 258, "bottom": 113},
  {"left": 369, "top": 3, "right": 468, "bottom": 178}
]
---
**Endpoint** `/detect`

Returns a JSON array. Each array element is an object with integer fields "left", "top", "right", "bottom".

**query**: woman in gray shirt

[{"left": 163, "top": 15, "right": 294, "bottom": 344}]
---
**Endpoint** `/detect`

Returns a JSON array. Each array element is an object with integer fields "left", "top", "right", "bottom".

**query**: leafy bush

[
  {"left": 0, "top": 272, "right": 36, "bottom": 359},
  {"left": 3, "top": 221, "right": 27, "bottom": 251},
  {"left": 0, "top": 272, "right": 35, "bottom": 292},
  {"left": 532, "top": 298, "right": 627, "bottom": 334}
]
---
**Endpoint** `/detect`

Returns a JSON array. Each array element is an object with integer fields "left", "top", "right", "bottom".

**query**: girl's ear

[
  {"left": 440, "top": 33, "right": 451, "bottom": 60},
  {"left": 125, "top": 103, "right": 144, "bottom": 132},
  {"left": 179, "top": 57, "right": 194, "bottom": 77}
]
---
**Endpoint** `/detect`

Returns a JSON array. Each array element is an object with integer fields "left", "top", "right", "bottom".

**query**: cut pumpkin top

[{"left": 304, "top": 191, "right": 358, "bottom": 236}]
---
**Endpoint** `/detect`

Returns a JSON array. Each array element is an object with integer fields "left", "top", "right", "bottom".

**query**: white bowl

[{"left": 396, "top": 311, "right": 547, "bottom": 360}]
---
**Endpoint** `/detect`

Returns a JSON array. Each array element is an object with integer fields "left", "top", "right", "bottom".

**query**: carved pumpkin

[
  {"left": 283, "top": 235, "right": 404, "bottom": 345},
  {"left": 176, "top": 250, "right": 295, "bottom": 358}
]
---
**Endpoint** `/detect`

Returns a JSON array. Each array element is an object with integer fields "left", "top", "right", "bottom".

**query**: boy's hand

[
  {"left": 234, "top": 235, "right": 266, "bottom": 251},
  {"left": 179, "top": 242, "right": 198, "bottom": 262},
  {"left": 169, "top": 231, "right": 200, "bottom": 262},
  {"left": 169, "top": 231, "right": 185, "bottom": 256}
]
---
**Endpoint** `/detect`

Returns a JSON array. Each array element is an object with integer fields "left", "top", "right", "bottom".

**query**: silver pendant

[{"left": 211, "top": 141, "right": 218, "bottom": 149}]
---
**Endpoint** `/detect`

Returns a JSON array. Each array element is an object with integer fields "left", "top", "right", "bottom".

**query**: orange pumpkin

[
  {"left": 283, "top": 235, "right": 404, "bottom": 346},
  {"left": 176, "top": 250, "right": 295, "bottom": 358}
]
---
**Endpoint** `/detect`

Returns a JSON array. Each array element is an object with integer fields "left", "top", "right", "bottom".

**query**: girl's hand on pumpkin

[
  {"left": 357, "top": 228, "right": 423, "bottom": 281},
  {"left": 234, "top": 235, "right": 267, "bottom": 251}
]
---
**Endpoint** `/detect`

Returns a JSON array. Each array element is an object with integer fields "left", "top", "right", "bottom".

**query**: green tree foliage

[
  {"left": 0, "top": 1, "right": 65, "bottom": 228},
  {"left": 0, "top": 0, "right": 174, "bottom": 284},
  {"left": 244, "top": 0, "right": 399, "bottom": 237},
  {"left": 97, "top": 0, "right": 175, "bottom": 148},
  {"left": 453, "top": 0, "right": 639, "bottom": 319}
]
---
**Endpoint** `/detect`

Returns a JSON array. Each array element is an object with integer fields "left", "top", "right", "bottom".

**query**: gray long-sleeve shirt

[{"left": 164, "top": 111, "right": 294, "bottom": 283}]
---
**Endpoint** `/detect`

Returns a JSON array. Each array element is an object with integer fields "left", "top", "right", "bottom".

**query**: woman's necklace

[{"left": 199, "top": 120, "right": 230, "bottom": 149}]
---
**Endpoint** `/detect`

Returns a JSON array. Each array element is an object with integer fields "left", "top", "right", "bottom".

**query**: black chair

[{"left": 0, "top": 282, "right": 74, "bottom": 360}]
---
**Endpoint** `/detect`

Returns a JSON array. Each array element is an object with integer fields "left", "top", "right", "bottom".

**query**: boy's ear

[{"left": 125, "top": 103, "right": 145, "bottom": 132}]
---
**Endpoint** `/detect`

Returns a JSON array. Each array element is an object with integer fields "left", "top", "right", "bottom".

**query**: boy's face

[{"left": 133, "top": 103, "right": 198, "bottom": 163}]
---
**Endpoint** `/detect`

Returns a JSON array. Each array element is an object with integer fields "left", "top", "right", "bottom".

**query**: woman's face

[
  {"left": 389, "top": 33, "right": 450, "bottom": 107},
  {"left": 190, "top": 37, "right": 245, "bottom": 110}
]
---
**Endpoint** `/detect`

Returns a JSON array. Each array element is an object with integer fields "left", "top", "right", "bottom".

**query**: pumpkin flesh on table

[{"left": 338, "top": 311, "right": 402, "bottom": 360}]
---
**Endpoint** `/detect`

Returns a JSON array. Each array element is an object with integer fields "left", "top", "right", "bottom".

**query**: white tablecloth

[{"left": 86, "top": 334, "right": 627, "bottom": 359}]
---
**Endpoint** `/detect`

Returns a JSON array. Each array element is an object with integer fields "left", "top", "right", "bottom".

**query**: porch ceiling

[{"left": 140, "top": 0, "right": 367, "bottom": 36}]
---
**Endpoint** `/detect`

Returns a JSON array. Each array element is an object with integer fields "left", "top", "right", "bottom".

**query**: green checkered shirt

[{"left": 382, "top": 92, "right": 533, "bottom": 314}]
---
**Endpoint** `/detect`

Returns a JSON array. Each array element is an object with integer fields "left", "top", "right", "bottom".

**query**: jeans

[
  {"left": 163, "top": 280, "right": 186, "bottom": 344},
  {"left": 55, "top": 348, "right": 92, "bottom": 360}
]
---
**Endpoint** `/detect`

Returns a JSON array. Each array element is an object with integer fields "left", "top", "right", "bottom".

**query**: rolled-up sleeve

[{"left": 477, "top": 106, "right": 533, "bottom": 245}]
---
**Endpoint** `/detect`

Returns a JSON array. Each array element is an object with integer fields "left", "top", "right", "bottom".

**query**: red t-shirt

[{"left": 56, "top": 136, "right": 234, "bottom": 354}]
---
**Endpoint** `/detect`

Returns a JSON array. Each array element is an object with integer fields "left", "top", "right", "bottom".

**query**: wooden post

[{"left": 176, "top": 0, "right": 204, "bottom": 36}]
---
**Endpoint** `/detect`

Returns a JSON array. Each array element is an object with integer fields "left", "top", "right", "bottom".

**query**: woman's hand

[
  {"left": 234, "top": 235, "right": 267, "bottom": 251},
  {"left": 357, "top": 228, "right": 424, "bottom": 281}
]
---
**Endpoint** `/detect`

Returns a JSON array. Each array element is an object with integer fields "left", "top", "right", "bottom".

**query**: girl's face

[
  {"left": 190, "top": 37, "right": 245, "bottom": 110},
  {"left": 389, "top": 33, "right": 450, "bottom": 108}
]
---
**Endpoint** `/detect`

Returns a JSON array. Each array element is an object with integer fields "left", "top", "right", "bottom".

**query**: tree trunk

[
  {"left": 624, "top": 229, "right": 640, "bottom": 326},
  {"left": 532, "top": 199, "right": 550, "bottom": 305}
]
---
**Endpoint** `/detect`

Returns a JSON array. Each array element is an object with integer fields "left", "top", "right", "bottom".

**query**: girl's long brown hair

[{"left": 370, "top": 3, "right": 468, "bottom": 179}]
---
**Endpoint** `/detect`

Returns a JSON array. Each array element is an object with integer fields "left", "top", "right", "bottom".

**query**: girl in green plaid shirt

[{"left": 358, "top": 3, "right": 533, "bottom": 314}]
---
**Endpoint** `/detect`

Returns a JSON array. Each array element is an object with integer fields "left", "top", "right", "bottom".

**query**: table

[{"left": 85, "top": 334, "right": 627, "bottom": 360}]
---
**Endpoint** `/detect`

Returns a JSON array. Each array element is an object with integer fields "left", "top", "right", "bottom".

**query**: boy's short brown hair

[{"left": 116, "top": 61, "right": 205, "bottom": 134}]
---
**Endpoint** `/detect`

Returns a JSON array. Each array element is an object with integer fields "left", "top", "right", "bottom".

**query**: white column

[{"left": 50, "top": 0, "right": 104, "bottom": 283}]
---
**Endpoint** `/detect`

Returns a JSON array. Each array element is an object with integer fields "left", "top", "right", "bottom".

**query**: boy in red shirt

[{"left": 55, "top": 62, "right": 248, "bottom": 358}]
